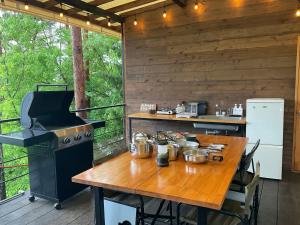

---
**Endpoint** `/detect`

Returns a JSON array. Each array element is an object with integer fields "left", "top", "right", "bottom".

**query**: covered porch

[{"left": 1, "top": 0, "right": 300, "bottom": 225}]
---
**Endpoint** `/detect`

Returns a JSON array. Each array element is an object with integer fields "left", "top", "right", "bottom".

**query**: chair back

[
  {"left": 240, "top": 139, "right": 260, "bottom": 172},
  {"left": 244, "top": 161, "right": 260, "bottom": 217}
]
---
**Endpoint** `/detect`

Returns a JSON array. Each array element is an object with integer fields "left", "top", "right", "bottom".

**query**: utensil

[
  {"left": 183, "top": 149, "right": 223, "bottom": 164},
  {"left": 129, "top": 140, "right": 153, "bottom": 159}
]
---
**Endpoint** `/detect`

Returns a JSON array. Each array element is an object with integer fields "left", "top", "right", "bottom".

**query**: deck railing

[{"left": 0, "top": 103, "right": 126, "bottom": 202}]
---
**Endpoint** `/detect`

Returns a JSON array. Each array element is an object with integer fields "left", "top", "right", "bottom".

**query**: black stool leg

[
  {"left": 139, "top": 196, "right": 145, "bottom": 225},
  {"left": 176, "top": 203, "right": 182, "bottom": 225},
  {"left": 151, "top": 200, "right": 165, "bottom": 225},
  {"left": 169, "top": 201, "right": 173, "bottom": 225}
]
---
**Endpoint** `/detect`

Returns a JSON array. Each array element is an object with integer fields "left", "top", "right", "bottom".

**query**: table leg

[
  {"left": 197, "top": 207, "right": 207, "bottom": 225},
  {"left": 94, "top": 187, "right": 105, "bottom": 225}
]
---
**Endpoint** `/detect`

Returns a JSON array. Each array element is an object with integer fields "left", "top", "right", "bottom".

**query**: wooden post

[
  {"left": 0, "top": 113, "right": 6, "bottom": 200},
  {"left": 71, "top": 26, "right": 88, "bottom": 119}
]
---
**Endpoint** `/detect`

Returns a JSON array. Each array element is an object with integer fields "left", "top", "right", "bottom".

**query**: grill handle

[{"left": 36, "top": 84, "right": 68, "bottom": 92}]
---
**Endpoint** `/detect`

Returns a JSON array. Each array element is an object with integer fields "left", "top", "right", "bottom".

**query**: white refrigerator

[{"left": 246, "top": 98, "right": 284, "bottom": 180}]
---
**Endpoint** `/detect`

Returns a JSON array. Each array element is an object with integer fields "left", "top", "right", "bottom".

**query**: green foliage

[{"left": 0, "top": 11, "right": 123, "bottom": 198}]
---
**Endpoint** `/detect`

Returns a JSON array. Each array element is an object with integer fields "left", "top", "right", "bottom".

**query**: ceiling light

[
  {"left": 296, "top": 8, "right": 300, "bottom": 17},
  {"left": 59, "top": 2, "right": 64, "bottom": 18},
  {"left": 25, "top": 2, "right": 29, "bottom": 10},
  {"left": 134, "top": 16, "right": 138, "bottom": 26},
  {"left": 86, "top": 13, "right": 90, "bottom": 26},
  {"left": 194, "top": 1, "right": 199, "bottom": 10},
  {"left": 108, "top": 18, "right": 111, "bottom": 27},
  {"left": 163, "top": 9, "right": 167, "bottom": 19}
]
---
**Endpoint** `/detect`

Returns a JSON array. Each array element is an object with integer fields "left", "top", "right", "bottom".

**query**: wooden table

[
  {"left": 128, "top": 112, "right": 247, "bottom": 140},
  {"left": 72, "top": 135, "right": 248, "bottom": 225}
]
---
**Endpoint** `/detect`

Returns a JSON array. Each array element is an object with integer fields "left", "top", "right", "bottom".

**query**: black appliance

[
  {"left": 0, "top": 84, "right": 105, "bottom": 209},
  {"left": 198, "top": 101, "right": 208, "bottom": 115}
]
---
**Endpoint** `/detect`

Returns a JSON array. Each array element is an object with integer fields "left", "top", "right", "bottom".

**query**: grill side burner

[{"left": 0, "top": 84, "right": 105, "bottom": 209}]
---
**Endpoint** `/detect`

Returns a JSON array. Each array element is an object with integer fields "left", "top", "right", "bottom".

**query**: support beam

[
  {"left": 59, "top": 0, "right": 125, "bottom": 23},
  {"left": 66, "top": 0, "right": 113, "bottom": 16},
  {"left": 172, "top": 0, "right": 186, "bottom": 7}
]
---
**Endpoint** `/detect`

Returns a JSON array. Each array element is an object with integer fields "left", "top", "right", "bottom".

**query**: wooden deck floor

[{"left": 0, "top": 170, "right": 300, "bottom": 225}]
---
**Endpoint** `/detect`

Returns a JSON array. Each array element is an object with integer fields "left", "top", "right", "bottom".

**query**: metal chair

[
  {"left": 231, "top": 139, "right": 260, "bottom": 191},
  {"left": 177, "top": 162, "right": 260, "bottom": 225}
]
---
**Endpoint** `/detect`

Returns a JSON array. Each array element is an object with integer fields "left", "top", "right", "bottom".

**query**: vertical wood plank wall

[{"left": 124, "top": 0, "right": 300, "bottom": 170}]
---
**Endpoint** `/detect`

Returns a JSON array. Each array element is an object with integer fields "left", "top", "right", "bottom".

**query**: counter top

[{"left": 128, "top": 112, "right": 246, "bottom": 125}]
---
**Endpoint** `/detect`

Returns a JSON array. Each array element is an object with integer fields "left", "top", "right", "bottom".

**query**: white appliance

[
  {"left": 246, "top": 98, "right": 284, "bottom": 180},
  {"left": 104, "top": 199, "right": 137, "bottom": 225}
]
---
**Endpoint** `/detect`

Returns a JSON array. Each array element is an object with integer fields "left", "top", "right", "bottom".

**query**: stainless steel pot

[
  {"left": 167, "top": 143, "right": 179, "bottom": 161},
  {"left": 129, "top": 140, "right": 153, "bottom": 159},
  {"left": 183, "top": 149, "right": 223, "bottom": 164}
]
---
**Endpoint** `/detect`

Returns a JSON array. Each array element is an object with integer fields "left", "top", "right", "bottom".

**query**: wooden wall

[{"left": 123, "top": 0, "right": 300, "bottom": 170}]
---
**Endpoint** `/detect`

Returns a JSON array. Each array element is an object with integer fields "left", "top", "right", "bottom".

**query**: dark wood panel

[{"left": 124, "top": 0, "right": 299, "bottom": 170}]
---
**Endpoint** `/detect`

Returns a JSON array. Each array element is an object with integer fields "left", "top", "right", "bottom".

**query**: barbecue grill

[{"left": 0, "top": 84, "right": 105, "bottom": 209}]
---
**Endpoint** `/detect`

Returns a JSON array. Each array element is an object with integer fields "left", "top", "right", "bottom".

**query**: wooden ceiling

[{"left": 0, "top": 0, "right": 185, "bottom": 37}]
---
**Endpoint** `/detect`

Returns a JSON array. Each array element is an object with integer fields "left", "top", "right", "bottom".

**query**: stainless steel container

[
  {"left": 129, "top": 140, "right": 153, "bottom": 159},
  {"left": 183, "top": 149, "right": 223, "bottom": 164},
  {"left": 167, "top": 143, "right": 179, "bottom": 161}
]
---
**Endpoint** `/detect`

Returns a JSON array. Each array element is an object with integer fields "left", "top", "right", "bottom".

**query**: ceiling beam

[
  {"left": 109, "top": 0, "right": 157, "bottom": 13},
  {"left": 66, "top": 0, "right": 113, "bottom": 16},
  {"left": 120, "top": 1, "right": 167, "bottom": 17},
  {"left": 15, "top": 0, "right": 121, "bottom": 32},
  {"left": 59, "top": 0, "right": 125, "bottom": 23},
  {"left": 172, "top": 0, "right": 186, "bottom": 7}
]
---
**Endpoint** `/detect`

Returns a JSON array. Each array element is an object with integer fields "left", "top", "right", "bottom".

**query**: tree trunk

[
  {"left": 83, "top": 30, "right": 91, "bottom": 108},
  {"left": 71, "top": 26, "right": 88, "bottom": 119}
]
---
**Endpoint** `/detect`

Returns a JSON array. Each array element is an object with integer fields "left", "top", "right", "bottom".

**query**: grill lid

[{"left": 21, "top": 91, "right": 75, "bottom": 129}]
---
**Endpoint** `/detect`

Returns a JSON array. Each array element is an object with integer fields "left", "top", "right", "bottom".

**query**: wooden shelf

[{"left": 128, "top": 112, "right": 247, "bottom": 125}]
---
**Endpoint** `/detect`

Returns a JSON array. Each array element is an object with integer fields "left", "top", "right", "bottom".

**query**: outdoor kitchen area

[{"left": 1, "top": 0, "right": 300, "bottom": 225}]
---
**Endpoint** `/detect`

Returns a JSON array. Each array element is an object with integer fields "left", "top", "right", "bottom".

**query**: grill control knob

[
  {"left": 85, "top": 131, "right": 92, "bottom": 137},
  {"left": 74, "top": 135, "right": 82, "bottom": 141},
  {"left": 63, "top": 137, "right": 71, "bottom": 144}
]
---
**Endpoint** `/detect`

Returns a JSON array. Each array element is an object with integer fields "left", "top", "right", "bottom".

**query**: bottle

[
  {"left": 233, "top": 104, "right": 238, "bottom": 115},
  {"left": 238, "top": 104, "right": 243, "bottom": 116},
  {"left": 215, "top": 104, "right": 220, "bottom": 116}
]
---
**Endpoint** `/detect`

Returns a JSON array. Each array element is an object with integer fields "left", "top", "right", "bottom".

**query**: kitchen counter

[{"left": 128, "top": 112, "right": 246, "bottom": 125}]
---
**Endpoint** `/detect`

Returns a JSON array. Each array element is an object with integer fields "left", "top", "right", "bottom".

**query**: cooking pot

[
  {"left": 129, "top": 140, "right": 153, "bottom": 159},
  {"left": 132, "top": 132, "right": 148, "bottom": 143},
  {"left": 167, "top": 143, "right": 180, "bottom": 161},
  {"left": 183, "top": 149, "right": 223, "bottom": 164}
]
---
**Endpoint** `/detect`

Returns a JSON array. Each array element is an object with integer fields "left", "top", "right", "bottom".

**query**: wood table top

[
  {"left": 128, "top": 112, "right": 247, "bottom": 125},
  {"left": 72, "top": 135, "right": 248, "bottom": 210}
]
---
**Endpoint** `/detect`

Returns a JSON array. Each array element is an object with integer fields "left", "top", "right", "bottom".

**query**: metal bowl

[
  {"left": 183, "top": 149, "right": 208, "bottom": 164},
  {"left": 183, "top": 149, "right": 223, "bottom": 164}
]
